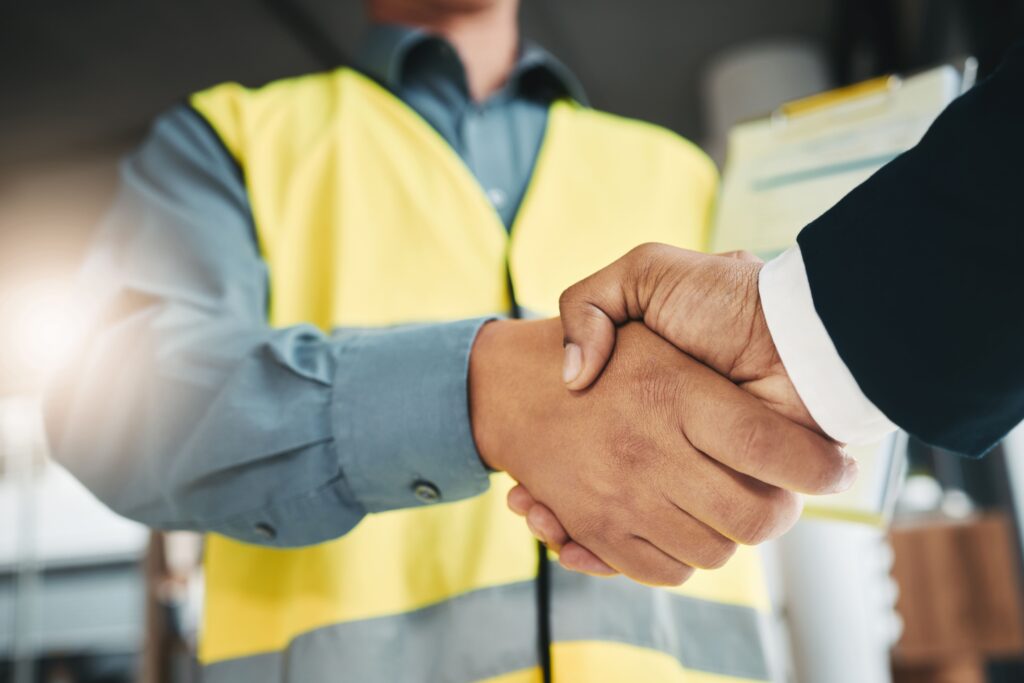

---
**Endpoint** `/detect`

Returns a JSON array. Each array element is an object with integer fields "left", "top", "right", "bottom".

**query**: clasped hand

[{"left": 471, "top": 244, "right": 857, "bottom": 586}]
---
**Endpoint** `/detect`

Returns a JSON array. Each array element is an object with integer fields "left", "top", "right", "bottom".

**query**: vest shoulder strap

[
  {"left": 553, "top": 101, "right": 720, "bottom": 203},
  {"left": 191, "top": 68, "right": 718, "bottom": 192},
  {"left": 189, "top": 68, "right": 352, "bottom": 165}
]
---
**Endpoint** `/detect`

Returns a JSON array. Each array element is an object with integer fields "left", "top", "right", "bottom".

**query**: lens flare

[{"left": 8, "top": 281, "right": 88, "bottom": 383}]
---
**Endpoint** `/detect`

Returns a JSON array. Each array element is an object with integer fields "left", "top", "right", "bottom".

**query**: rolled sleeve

[{"left": 333, "top": 317, "right": 494, "bottom": 512}]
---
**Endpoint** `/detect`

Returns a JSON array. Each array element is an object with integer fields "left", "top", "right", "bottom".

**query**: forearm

[
  {"left": 794, "top": 41, "right": 1024, "bottom": 455},
  {"left": 469, "top": 318, "right": 564, "bottom": 472},
  {"left": 45, "top": 103, "right": 494, "bottom": 546},
  {"left": 46, "top": 300, "right": 493, "bottom": 546}
]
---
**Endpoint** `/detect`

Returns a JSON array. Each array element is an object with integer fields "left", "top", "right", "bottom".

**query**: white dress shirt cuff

[{"left": 758, "top": 245, "right": 897, "bottom": 444}]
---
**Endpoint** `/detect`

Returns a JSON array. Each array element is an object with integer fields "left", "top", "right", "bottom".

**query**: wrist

[
  {"left": 468, "top": 320, "right": 510, "bottom": 470},
  {"left": 468, "top": 318, "right": 563, "bottom": 471},
  {"left": 731, "top": 262, "right": 782, "bottom": 381}
]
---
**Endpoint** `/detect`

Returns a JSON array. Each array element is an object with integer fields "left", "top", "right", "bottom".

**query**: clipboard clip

[{"left": 771, "top": 74, "right": 903, "bottom": 126}]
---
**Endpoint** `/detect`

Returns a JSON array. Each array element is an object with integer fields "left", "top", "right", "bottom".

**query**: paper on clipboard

[{"left": 709, "top": 65, "right": 964, "bottom": 525}]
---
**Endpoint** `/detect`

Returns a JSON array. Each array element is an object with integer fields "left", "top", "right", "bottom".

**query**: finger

[
  {"left": 516, "top": 499, "right": 619, "bottom": 575},
  {"left": 611, "top": 537, "right": 695, "bottom": 587},
  {"left": 518, "top": 499, "right": 619, "bottom": 575},
  {"left": 584, "top": 531, "right": 695, "bottom": 587},
  {"left": 660, "top": 456, "right": 803, "bottom": 546},
  {"left": 558, "top": 541, "right": 618, "bottom": 576},
  {"left": 645, "top": 501, "right": 739, "bottom": 569},
  {"left": 526, "top": 504, "right": 570, "bottom": 551},
  {"left": 558, "top": 253, "right": 644, "bottom": 391},
  {"left": 507, "top": 484, "right": 535, "bottom": 516},
  {"left": 678, "top": 357, "right": 857, "bottom": 495},
  {"left": 716, "top": 249, "right": 763, "bottom": 264}
]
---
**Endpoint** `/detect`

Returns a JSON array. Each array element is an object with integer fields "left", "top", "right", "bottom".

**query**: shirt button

[
  {"left": 254, "top": 522, "right": 277, "bottom": 541},
  {"left": 413, "top": 480, "right": 441, "bottom": 503},
  {"left": 487, "top": 188, "right": 507, "bottom": 207}
]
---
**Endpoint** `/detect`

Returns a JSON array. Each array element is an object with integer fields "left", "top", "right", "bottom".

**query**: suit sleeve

[{"left": 796, "top": 41, "right": 1024, "bottom": 456}]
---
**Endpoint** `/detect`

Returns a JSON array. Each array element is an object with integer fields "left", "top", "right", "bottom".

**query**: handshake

[{"left": 470, "top": 244, "right": 857, "bottom": 586}]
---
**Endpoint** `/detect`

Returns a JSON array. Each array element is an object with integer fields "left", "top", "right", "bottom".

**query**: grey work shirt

[{"left": 45, "top": 25, "right": 584, "bottom": 547}]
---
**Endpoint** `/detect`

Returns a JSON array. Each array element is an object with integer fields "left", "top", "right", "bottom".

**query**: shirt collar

[
  {"left": 514, "top": 41, "right": 587, "bottom": 105},
  {"left": 354, "top": 23, "right": 588, "bottom": 106}
]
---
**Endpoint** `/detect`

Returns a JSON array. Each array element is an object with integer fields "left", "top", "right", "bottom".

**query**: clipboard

[{"left": 709, "top": 64, "right": 970, "bottom": 525}]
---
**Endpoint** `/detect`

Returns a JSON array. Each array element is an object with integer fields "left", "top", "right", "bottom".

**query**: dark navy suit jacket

[{"left": 798, "top": 42, "right": 1024, "bottom": 456}]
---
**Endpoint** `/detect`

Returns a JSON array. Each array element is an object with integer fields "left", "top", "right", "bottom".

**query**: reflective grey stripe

[
  {"left": 203, "top": 565, "right": 769, "bottom": 683},
  {"left": 203, "top": 580, "right": 539, "bottom": 683},
  {"left": 203, "top": 652, "right": 277, "bottom": 683},
  {"left": 551, "top": 565, "right": 770, "bottom": 681}
]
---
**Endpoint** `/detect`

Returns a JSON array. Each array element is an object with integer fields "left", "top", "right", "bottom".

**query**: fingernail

[{"left": 562, "top": 343, "right": 582, "bottom": 384}]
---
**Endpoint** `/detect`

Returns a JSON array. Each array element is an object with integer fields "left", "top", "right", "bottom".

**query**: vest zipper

[
  {"left": 536, "top": 540, "right": 553, "bottom": 683},
  {"left": 505, "top": 263, "right": 552, "bottom": 682}
]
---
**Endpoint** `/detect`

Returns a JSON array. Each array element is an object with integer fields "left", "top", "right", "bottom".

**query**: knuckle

[
  {"left": 632, "top": 241, "right": 669, "bottom": 268},
  {"left": 558, "top": 282, "right": 622, "bottom": 328},
  {"left": 632, "top": 242, "right": 672, "bottom": 260},
  {"left": 654, "top": 562, "right": 695, "bottom": 587},
  {"left": 579, "top": 302, "right": 614, "bottom": 328},
  {"left": 733, "top": 512, "right": 773, "bottom": 546},
  {"left": 736, "top": 414, "right": 778, "bottom": 474},
  {"left": 629, "top": 242, "right": 660, "bottom": 260},
  {"left": 558, "top": 285, "right": 580, "bottom": 309},
  {"left": 697, "top": 539, "right": 738, "bottom": 570},
  {"left": 631, "top": 561, "right": 691, "bottom": 587},
  {"left": 733, "top": 488, "right": 801, "bottom": 545},
  {"left": 610, "top": 427, "right": 656, "bottom": 472},
  {"left": 626, "top": 242, "right": 670, "bottom": 282}
]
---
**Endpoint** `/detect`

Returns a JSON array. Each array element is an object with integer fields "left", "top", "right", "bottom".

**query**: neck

[{"left": 370, "top": 1, "right": 520, "bottom": 101}]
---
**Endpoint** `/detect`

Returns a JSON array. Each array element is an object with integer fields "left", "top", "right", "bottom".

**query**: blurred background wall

[
  {"left": 3, "top": 0, "right": 1022, "bottom": 380},
  {"left": 4, "top": 0, "right": 1023, "bottom": 378}
]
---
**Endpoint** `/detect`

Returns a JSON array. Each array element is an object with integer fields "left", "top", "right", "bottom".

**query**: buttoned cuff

[
  {"left": 332, "top": 317, "right": 494, "bottom": 513},
  {"left": 208, "top": 457, "right": 366, "bottom": 547},
  {"left": 759, "top": 246, "right": 897, "bottom": 444}
]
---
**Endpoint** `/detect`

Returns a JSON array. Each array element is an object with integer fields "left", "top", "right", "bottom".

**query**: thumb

[
  {"left": 558, "top": 253, "right": 642, "bottom": 391},
  {"left": 559, "top": 302, "right": 617, "bottom": 392}
]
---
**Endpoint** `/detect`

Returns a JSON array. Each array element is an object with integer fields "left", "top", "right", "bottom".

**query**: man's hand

[
  {"left": 558, "top": 243, "right": 815, "bottom": 429},
  {"left": 470, "top": 318, "right": 854, "bottom": 586},
  {"left": 507, "top": 245, "right": 848, "bottom": 576}
]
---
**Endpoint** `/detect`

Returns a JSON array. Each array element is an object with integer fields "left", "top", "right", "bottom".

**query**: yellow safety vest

[{"left": 191, "top": 67, "right": 772, "bottom": 683}]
